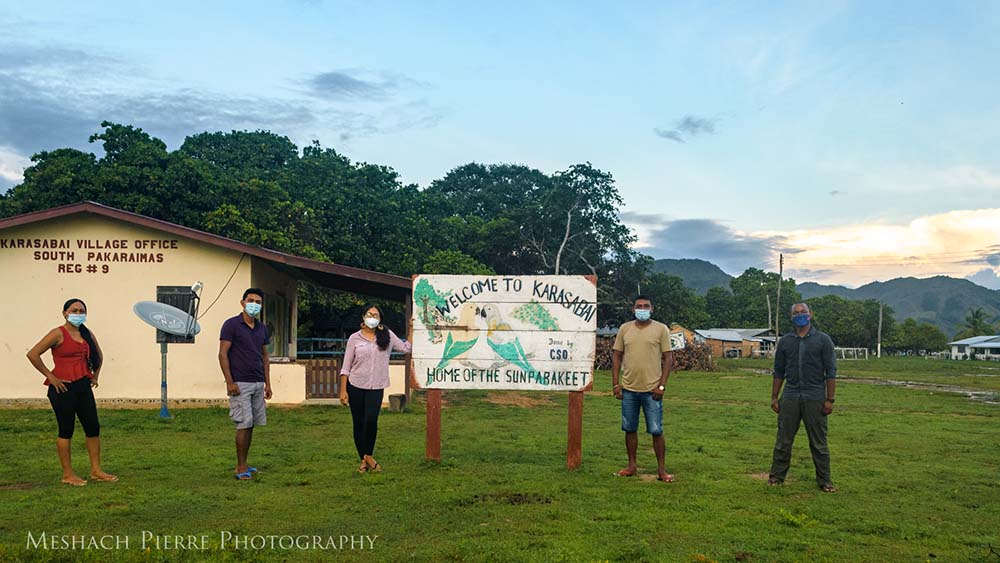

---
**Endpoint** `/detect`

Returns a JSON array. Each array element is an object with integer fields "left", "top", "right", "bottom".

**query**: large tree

[
  {"left": 729, "top": 268, "right": 802, "bottom": 329},
  {"left": 805, "top": 295, "right": 895, "bottom": 348}
]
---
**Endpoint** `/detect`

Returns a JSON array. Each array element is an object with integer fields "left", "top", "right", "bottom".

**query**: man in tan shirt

[{"left": 611, "top": 295, "right": 675, "bottom": 482}]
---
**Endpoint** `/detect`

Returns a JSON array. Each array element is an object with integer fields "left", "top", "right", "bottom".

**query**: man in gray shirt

[{"left": 768, "top": 302, "right": 838, "bottom": 492}]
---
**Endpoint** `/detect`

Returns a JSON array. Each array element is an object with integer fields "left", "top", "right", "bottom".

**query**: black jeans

[
  {"left": 47, "top": 378, "right": 100, "bottom": 439},
  {"left": 769, "top": 397, "right": 831, "bottom": 486},
  {"left": 347, "top": 382, "right": 384, "bottom": 459}
]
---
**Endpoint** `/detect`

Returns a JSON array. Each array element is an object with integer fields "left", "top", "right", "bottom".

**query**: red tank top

[{"left": 47, "top": 326, "right": 93, "bottom": 384}]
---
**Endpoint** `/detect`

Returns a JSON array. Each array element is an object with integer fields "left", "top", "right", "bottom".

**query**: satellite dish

[{"left": 133, "top": 301, "right": 201, "bottom": 337}]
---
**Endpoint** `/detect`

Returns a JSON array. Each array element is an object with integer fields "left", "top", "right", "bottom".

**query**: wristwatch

[
  {"left": 825, "top": 398, "right": 835, "bottom": 403},
  {"left": 657, "top": 385, "right": 665, "bottom": 391}
]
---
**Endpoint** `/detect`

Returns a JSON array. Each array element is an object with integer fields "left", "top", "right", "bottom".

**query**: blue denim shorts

[{"left": 621, "top": 389, "right": 663, "bottom": 435}]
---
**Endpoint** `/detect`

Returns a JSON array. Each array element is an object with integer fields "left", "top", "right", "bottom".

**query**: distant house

[
  {"left": 669, "top": 323, "right": 697, "bottom": 344},
  {"left": 694, "top": 328, "right": 776, "bottom": 358},
  {"left": 948, "top": 335, "right": 1000, "bottom": 360}
]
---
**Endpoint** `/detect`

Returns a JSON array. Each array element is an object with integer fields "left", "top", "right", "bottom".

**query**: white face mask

[{"left": 364, "top": 317, "right": 380, "bottom": 329}]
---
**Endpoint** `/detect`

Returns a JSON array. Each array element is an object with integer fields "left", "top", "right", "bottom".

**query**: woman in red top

[{"left": 26, "top": 298, "right": 117, "bottom": 486}]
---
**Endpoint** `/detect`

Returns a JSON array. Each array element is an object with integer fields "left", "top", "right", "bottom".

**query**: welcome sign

[{"left": 411, "top": 275, "right": 597, "bottom": 391}]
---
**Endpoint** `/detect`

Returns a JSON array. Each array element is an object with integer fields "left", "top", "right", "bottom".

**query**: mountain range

[{"left": 653, "top": 258, "right": 1000, "bottom": 338}]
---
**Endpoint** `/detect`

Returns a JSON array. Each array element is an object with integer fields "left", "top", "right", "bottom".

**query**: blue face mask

[
  {"left": 67, "top": 314, "right": 86, "bottom": 327},
  {"left": 634, "top": 309, "right": 651, "bottom": 322},
  {"left": 792, "top": 313, "right": 810, "bottom": 327},
  {"left": 244, "top": 302, "right": 262, "bottom": 317}
]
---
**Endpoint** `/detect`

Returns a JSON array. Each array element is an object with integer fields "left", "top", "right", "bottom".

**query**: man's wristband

[{"left": 825, "top": 398, "right": 835, "bottom": 403}]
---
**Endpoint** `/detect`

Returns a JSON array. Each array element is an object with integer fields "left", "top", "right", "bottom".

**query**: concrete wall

[{"left": 0, "top": 215, "right": 305, "bottom": 403}]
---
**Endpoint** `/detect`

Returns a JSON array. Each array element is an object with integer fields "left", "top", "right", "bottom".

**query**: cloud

[
  {"left": 628, "top": 208, "right": 1000, "bottom": 287},
  {"left": 619, "top": 211, "right": 669, "bottom": 227},
  {"left": 0, "top": 42, "right": 442, "bottom": 184},
  {"left": 675, "top": 115, "right": 717, "bottom": 136},
  {"left": 0, "top": 74, "right": 97, "bottom": 154},
  {"left": 0, "top": 44, "right": 124, "bottom": 73},
  {"left": 0, "top": 146, "right": 30, "bottom": 184},
  {"left": 754, "top": 208, "right": 1000, "bottom": 286},
  {"left": 965, "top": 268, "right": 1000, "bottom": 290},
  {"left": 305, "top": 69, "right": 425, "bottom": 101},
  {"left": 638, "top": 218, "right": 792, "bottom": 275},
  {"left": 865, "top": 164, "right": 1000, "bottom": 194},
  {"left": 654, "top": 114, "right": 719, "bottom": 144},
  {"left": 653, "top": 128, "right": 685, "bottom": 143}
]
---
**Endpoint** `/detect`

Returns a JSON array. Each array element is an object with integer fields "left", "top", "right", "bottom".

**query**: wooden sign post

[{"left": 410, "top": 275, "right": 597, "bottom": 470}]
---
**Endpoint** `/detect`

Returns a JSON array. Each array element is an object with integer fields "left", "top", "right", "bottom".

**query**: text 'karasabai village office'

[{"left": 0, "top": 202, "right": 412, "bottom": 405}]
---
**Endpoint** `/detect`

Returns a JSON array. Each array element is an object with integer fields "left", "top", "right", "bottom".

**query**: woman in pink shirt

[{"left": 339, "top": 304, "right": 411, "bottom": 473}]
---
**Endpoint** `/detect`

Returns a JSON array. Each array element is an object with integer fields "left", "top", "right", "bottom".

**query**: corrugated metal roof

[
  {"left": 695, "top": 329, "right": 745, "bottom": 342},
  {"left": 732, "top": 328, "right": 772, "bottom": 339},
  {"left": 949, "top": 335, "right": 1000, "bottom": 346}
]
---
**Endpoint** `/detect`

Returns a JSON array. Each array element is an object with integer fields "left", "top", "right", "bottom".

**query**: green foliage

[
  {"left": 800, "top": 277, "right": 1000, "bottom": 340},
  {"left": 890, "top": 318, "right": 949, "bottom": 352},
  {"left": 421, "top": 250, "right": 495, "bottom": 275},
  {"left": 705, "top": 286, "right": 737, "bottom": 327},
  {"left": 512, "top": 301, "right": 560, "bottom": 331},
  {"left": 805, "top": 295, "right": 895, "bottom": 348},
  {"left": 953, "top": 307, "right": 998, "bottom": 340},
  {"left": 641, "top": 272, "right": 711, "bottom": 329},
  {"left": 729, "top": 268, "right": 802, "bottom": 329}
]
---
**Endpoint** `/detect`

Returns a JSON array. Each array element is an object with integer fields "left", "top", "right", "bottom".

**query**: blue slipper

[
  {"left": 234, "top": 471, "right": 252, "bottom": 480},
  {"left": 248, "top": 467, "right": 258, "bottom": 474}
]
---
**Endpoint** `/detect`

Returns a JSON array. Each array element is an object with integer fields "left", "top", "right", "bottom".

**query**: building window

[{"left": 155, "top": 286, "right": 198, "bottom": 344}]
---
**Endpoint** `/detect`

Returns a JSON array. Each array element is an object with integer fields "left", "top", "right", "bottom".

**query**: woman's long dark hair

[
  {"left": 63, "top": 298, "right": 103, "bottom": 373},
  {"left": 362, "top": 304, "right": 390, "bottom": 351}
]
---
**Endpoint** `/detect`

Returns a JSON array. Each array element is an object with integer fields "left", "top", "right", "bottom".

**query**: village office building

[{"left": 0, "top": 202, "right": 411, "bottom": 404}]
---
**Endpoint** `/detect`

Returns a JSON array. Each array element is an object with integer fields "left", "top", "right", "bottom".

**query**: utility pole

[
  {"left": 766, "top": 293, "right": 772, "bottom": 335},
  {"left": 775, "top": 254, "right": 784, "bottom": 336},
  {"left": 877, "top": 302, "right": 883, "bottom": 358}
]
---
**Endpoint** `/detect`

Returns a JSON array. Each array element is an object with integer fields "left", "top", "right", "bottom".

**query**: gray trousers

[{"left": 769, "top": 397, "right": 831, "bottom": 486}]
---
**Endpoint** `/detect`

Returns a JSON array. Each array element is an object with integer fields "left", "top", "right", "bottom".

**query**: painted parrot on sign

[
  {"left": 479, "top": 304, "right": 537, "bottom": 375},
  {"left": 434, "top": 302, "right": 481, "bottom": 371}
]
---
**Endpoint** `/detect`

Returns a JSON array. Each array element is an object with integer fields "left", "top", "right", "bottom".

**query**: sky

[{"left": 1, "top": 1, "right": 999, "bottom": 288}]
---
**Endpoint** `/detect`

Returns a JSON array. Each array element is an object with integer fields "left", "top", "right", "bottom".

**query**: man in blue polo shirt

[
  {"left": 768, "top": 302, "right": 838, "bottom": 492},
  {"left": 219, "top": 288, "right": 271, "bottom": 480}
]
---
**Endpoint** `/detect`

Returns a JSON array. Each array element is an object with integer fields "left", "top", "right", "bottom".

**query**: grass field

[
  {"left": 718, "top": 356, "right": 1000, "bottom": 393},
  {"left": 1, "top": 358, "right": 997, "bottom": 562}
]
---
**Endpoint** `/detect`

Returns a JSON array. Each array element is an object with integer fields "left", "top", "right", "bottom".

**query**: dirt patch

[
  {"left": 484, "top": 392, "right": 553, "bottom": 408},
  {"left": 841, "top": 377, "right": 1000, "bottom": 404},
  {"left": 0, "top": 482, "right": 36, "bottom": 490},
  {"left": 748, "top": 472, "right": 770, "bottom": 481}
]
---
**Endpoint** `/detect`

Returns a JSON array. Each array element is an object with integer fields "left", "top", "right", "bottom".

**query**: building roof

[
  {"left": 730, "top": 328, "right": 772, "bottom": 339},
  {"left": 696, "top": 328, "right": 773, "bottom": 342},
  {"left": 695, "top": 329, "right": 745, "bottom": 342},
  {"left": 0, "top": 201, "right": 411, "bottom": 301},
  {"left": 949, "top": 335, "right": 1000, "bottom": 346}
]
